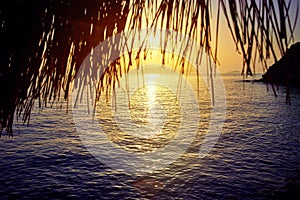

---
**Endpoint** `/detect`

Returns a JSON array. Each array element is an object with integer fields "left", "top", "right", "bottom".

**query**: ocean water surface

[{"left": 1, "top": 74, "right": 300, "bottom": 199}]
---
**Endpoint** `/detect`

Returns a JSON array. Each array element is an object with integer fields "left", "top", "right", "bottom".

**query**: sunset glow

[{"left": 1, "top": 1, "right": 300, "bottom": 199}]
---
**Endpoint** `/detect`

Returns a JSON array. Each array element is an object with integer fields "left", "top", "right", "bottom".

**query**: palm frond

[{"left": 0, "top": 0, "right": 298, "bottom": 135}]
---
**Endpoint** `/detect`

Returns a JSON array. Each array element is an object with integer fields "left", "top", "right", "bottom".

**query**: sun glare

[{"left": 146, "top": 84, "right": 157, "bottom": 107}]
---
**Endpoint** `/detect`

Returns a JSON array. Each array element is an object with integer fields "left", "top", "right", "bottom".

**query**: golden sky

[
  {"left": 126, "top": 1, "right": 300, "bottom": 74},
  {"left": 211, "top": 3, "right": 300, "bottom": 74}
]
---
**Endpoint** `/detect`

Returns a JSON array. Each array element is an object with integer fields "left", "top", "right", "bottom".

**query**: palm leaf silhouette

[{"left": 0, "top": 0, "right": 298, "bottom": 135}]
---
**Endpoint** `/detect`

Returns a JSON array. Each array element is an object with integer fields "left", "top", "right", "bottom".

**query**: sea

[{"left": 1, "top": 73, "right": 300, "bottom": 199}]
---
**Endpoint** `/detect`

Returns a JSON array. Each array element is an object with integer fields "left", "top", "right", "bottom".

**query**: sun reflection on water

[
  {"left": 94, "top": 66, "right": 212, "bottom": 155},
  {"left": 95, "top": 72, "right": 183, "bottom": 152}
]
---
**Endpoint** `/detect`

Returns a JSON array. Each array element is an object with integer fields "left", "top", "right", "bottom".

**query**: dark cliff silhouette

[{"left": 260, "top": 42, "right": 300, "bottom": 88}]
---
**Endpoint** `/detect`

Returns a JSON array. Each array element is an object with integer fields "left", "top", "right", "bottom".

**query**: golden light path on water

[
  {"left": 94, "top": 65, "right": 212, "bottom": 156},
  {"left": 71, "top": 28, "right": 226, "bottom": 174},
  {"left": 142, "top": 81, "right": 164, "bottom": 137}
]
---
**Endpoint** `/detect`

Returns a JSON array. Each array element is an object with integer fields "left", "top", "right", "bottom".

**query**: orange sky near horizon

[
  {"left": 211, "top": 2, "right": 300, "bottom": 74},
  {"left": 126, "top": 1, "right": 300, "bottom": 74}
]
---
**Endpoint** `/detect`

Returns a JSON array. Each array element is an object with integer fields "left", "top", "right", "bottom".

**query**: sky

[
  {"left": 135, "top": 1, "right": 300, "bottom": 74},
  {"left": 211, "top": 1, "right": 300, "bottom": 73}
]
